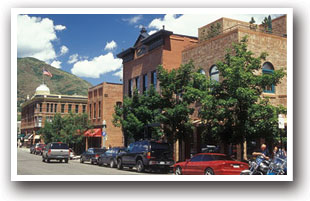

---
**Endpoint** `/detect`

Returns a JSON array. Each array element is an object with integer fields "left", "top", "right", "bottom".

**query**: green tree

[
  {"left": 156, "top": 61, "right": 206, "bottom": 159},
  {"left": 207, "top": 23, "right": 222, "bottom": 39},
  {"left": 249, "top": 17, "right": 257, "bottom": 30},
  {"left": 113, "top": 86, "right": 163, "bottom": 145},
  {"left": 198, "top": 36, "right": 286, "bottom": 155},
  {"left": 39, "top": 113, "right": 91, "bottom": 153}
]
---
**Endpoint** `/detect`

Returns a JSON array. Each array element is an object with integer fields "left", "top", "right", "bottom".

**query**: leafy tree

[
  {"left": 156, "top": 61, "right": 206, "bottom": 159},
  {"left": 39, "top": 113, "right": 91, "bottom": 153},
  {"left": 198, "top": 36, "right": 286, "bottom": 156},
  {"left": 113, "top": 86, "right": 163, "bottom": 145},
  {"left": 261, "top": 17, "right": 269, "bottom": 32},
  {"left": 207, "top": 23, "right": 222, "bottom": 39}
]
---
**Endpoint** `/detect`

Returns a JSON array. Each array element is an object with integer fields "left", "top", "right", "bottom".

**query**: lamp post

[{"left": 102, "top": 120, "right": 107, "bottom": 148}]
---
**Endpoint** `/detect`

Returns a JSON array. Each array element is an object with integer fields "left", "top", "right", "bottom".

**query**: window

[
  {"left": 61, "top": 104, "right": 65, "bottom": 113},
  {"left": 39, "top": 103, "right": 42, "bottom": 112},
  {"left": 136, "top": 46, "right": 146, "bottom": 56},
  {"left": 94, "top": 103, "right": 96, "bottom": 119},
  {"left": 75, "top": 105, "right": 79, "bottom": 113},
  {"left": 135, "top": 76, "right": 140, "bottom": 91},
  {"left": 116, "top": 101, "right": 122, "bottom": 108},
  {"left": 262, "top": 62, "right": 275, "bottom": 93},
  {"left": 82, "top": 105, "right": 86, "bottom": 113},
  {"left": 54, "top": 104, "right": 57, "bottom": 113},
  {"left": 50, "top": 104, "right": 53, "bottom": 113},
  {"left": 98, "top": 101, "right": 101, "bottom": 118},
  {"left": 128, "top": 79, "right": 133, "bottom": 97},
  {"left": 190, "top": 155, "right": 203, "bottom": 162},
  {"left": 68, "top": 104, "right": 72, "bottom": 113},
  {"left": 210, "top": 65, "right": 219, "bottom": 82},
  {"left": 89, "top": 104, "right": 92, "bottom": 118},
  {"left": 202, "top": 155, "right": 213, "bottom": 162},
  {"left": 151, "top": 71, "right": 157, "bottom": 89},
  {"left": 46, "top": 103, "right": 49, "bottom": 112},
  {"left": 143, "top": 73, "right": 148, "bottom": 93}
]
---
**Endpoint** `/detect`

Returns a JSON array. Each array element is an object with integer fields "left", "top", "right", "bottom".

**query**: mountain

[{"left": 17, "top": 57, "right": 92, "bottom": 111}]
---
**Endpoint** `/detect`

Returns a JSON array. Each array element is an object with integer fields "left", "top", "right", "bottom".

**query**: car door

[
  {"left": 128, "top": 142, "right": 140, "bottom": 165},
  {"left": 185, "top": 155, "right": 204, "bottom": 175},
  {"left": 122, "top": 143, "right": 134, "bottom": 164}
]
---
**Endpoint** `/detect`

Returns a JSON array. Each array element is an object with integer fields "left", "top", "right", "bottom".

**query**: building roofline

[{"left": 88, "top": 82, "right": 123, "bottom": 90}]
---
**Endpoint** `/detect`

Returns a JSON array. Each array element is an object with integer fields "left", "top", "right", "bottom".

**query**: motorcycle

[
  {"left": 240, "top": 156, "right": 270, "bottom": 175},
  {"left": 267, "top": 157, "right": 287, "bottom": 175}
]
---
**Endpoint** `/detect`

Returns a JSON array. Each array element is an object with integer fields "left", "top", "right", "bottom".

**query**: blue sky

[{"left": 17, "top": 13, "right": 283, "bottom": 86}]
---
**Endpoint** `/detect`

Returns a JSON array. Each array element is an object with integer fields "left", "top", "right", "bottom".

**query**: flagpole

[{"left": 43, "top": 67, "right": 45, "bottom": 84}]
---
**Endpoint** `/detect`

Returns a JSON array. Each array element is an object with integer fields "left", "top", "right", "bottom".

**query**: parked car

[
  {"left": 98, "top": 147, "right": 126, "bottom": 168},
  {"left": 42, "top": 142, "right": 70, "bottom": 163},
  {"left": 34, "top": 143, "right": 46, "bottom": 155},
  {"left": 173, "top": 153, "right": 249, "bottom": 175},
  {"left": 80, "top": 148, "right": 107, "bottom": 164},
  {"left": 29, "top": 144, "right": 36, "bottom": 154},
  {"left": 116, "top": 140, "right": 174, "bottom": 173}
]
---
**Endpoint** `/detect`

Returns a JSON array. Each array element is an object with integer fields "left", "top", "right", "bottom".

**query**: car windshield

[
  {"left": 150, "top": 142, "right": 170, "bottom": 150},
  {"left": 93, "top": 148, "right": 106, "bottom": 153},
  {"left": 211, "top": 155, "right": 234, "bottom": 161},
  {"left": 50, "top": 143, "right": 69, "bottom": 149}
]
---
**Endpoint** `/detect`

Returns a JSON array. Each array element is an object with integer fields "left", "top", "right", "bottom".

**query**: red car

[{"left": 173, "top": 153, "right": 249, "bottom": 175}]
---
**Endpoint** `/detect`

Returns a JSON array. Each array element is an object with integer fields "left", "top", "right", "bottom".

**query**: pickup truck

[{"left": 42, "top": 142, "right": 70, "bottom": 163}]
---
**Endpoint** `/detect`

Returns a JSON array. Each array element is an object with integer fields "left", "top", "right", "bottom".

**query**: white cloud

[
  {"left": 113, "top": 68, "right": 123, "bottom": 80},
  {"left": 50, "top": 60, "right": 62, "bottom": 69},
  {"left": 54, "top": 25, "right": 66, "bottom": 31},
  {"left": 60, "top": 45, "right": 69, "bottom": 56},
  {"left": 104, "top": 40, "right": 117, "bottom": 51},
  {"left": 17, "top": 15, "right": 66, "bottom": 63},
  {"left": 148, "top": 14, "right": 283, "bottom": 37},
  {"left": 71, "top": 52, "right": 123, "bottom": 78},
  {"left": 68, "top": 54, "right": 79, "bottom": 64},
  {"left": 122, "top": 15, "right": 143, "bottom": 24}
]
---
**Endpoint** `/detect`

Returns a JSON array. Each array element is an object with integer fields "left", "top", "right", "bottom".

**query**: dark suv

[{"left": 116, "top": 140, "right": 174, "bottom": 173}]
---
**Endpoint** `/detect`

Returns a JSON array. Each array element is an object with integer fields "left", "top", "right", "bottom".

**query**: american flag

[{"left": 43, "top": 68, "right": 52, "bottom": 77}]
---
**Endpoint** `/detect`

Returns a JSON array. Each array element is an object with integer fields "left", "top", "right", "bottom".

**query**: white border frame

[{"left": 11, "top": 8, "right": 293, "bottom": 181}]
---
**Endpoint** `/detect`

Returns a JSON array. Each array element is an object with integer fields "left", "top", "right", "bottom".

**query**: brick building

[
  {"left": 20, "top": 84, "right": 88, "bottom": 147},
  {"left": 182, "top": 15, "right": 287, "bottom": 160},
  {"left": 86, "top": 82, "right": 123, "bottom": 150},
  {"left": 117, "top": 27, "right": 198, "bottom": 96},
  {"left": 117, "top": 27, "right": 198, "bottom": 161}
]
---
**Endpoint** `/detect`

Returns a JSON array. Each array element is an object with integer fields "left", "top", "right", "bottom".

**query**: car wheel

[
  {"left": 136, "top": 160, "right": 145, "bottom": 173},
  {"left": 91, "top": 159, "right": 94, "bottom": 165},
  {"left": 80, "top": 158, "right": 84, "bottom": 163},
  {"left": 205, "top": 168, "right": 214, "bottom": 175},
  {"left": 42, "top": 157, "right": 45, "bottom": 162},
  {"left": 117, "top": 158, "right": 123, "bottom": 170},
  {"left": 110, "top": 159, "right": 115, "bottom": 168},
  {"left": 175, "top": 166, "right": 182, "bottom": 175},
  {"left": 47, "top": 158, "right": 50, "bottom": 163}
]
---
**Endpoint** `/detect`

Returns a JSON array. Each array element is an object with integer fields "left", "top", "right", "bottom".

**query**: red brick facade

[{"left": 87, "top": 82, "right": 123, "bottom": 148}]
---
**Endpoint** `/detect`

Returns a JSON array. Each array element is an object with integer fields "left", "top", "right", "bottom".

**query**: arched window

[
  {"left": 209, "top": 65, "right": 219, "bottom": 82},
  {"left": 262, "top": 62, "right": 275, "bottom": 93}
]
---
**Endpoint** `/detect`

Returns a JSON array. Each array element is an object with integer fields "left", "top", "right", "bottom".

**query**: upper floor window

[
  {"left": 98, "top": 101, "right": 101, "bottom": 118},
  {"left": 94, "top": 103, "right": 96, "bottom": 119},
  {"left": 82, "top": 105, "right": 86, "bottom": 113},
  {"left": 54, "top": 104, "right": 57, "bottom": 113},
  {"left": 68, "top": 104, "right": 72, "bottom": 113},
  {"left": 151, "top": 70, "right": 157, "bottom": 89},
  {"left": 61, "top": 104, "right": 65, "bottom": 113},
  {"left": 39, "top": 103, "right": 42, "bottom": 112},
  {"left": 128, "top": 79, "right": 133, "bottom": 97},
  {"left": 262, "top": 62, "right": 275, "bottom": 93},
  {"left": 210, "top": 65, "right": 219, "bottom": 82},
  {"left": 136, "top": 46, "right": 146, "bottom": 57},
  {"left": 75, "top": 105, "right": 79, "bottom": 113},
  {"left": 143, "top": 73, "right": 148, "bottom": 93},
  {"left": 46, "top": 103, "right": 49, "bottom": 112},
  {"left": 135, "top": 76, "right": 140, "bottom": 91}
]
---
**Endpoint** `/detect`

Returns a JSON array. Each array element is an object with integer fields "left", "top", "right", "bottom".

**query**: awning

[{"left": 84, "top": 128, "right": 102, "bottom": 137}]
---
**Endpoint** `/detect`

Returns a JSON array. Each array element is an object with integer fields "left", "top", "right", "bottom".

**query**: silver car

[{"left": 42, "top": 142, "right": 70, "bottom": 163}]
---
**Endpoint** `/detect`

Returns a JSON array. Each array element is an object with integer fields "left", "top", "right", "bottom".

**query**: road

[{"left": 17, "top": 148, "right": 170, "bottom": 175}]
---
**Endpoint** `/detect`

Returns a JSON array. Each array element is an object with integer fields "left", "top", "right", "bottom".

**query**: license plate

[
  {"left": 160, "top": 161, "right": 165, "bottom": 165},
  {"left": 233, "top": 165, "right": 240, "bottom": 168}
]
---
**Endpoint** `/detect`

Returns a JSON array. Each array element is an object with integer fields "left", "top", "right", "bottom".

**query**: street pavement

[{"left": 17, "top": 147, "right": 171, "bottom": 175}]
